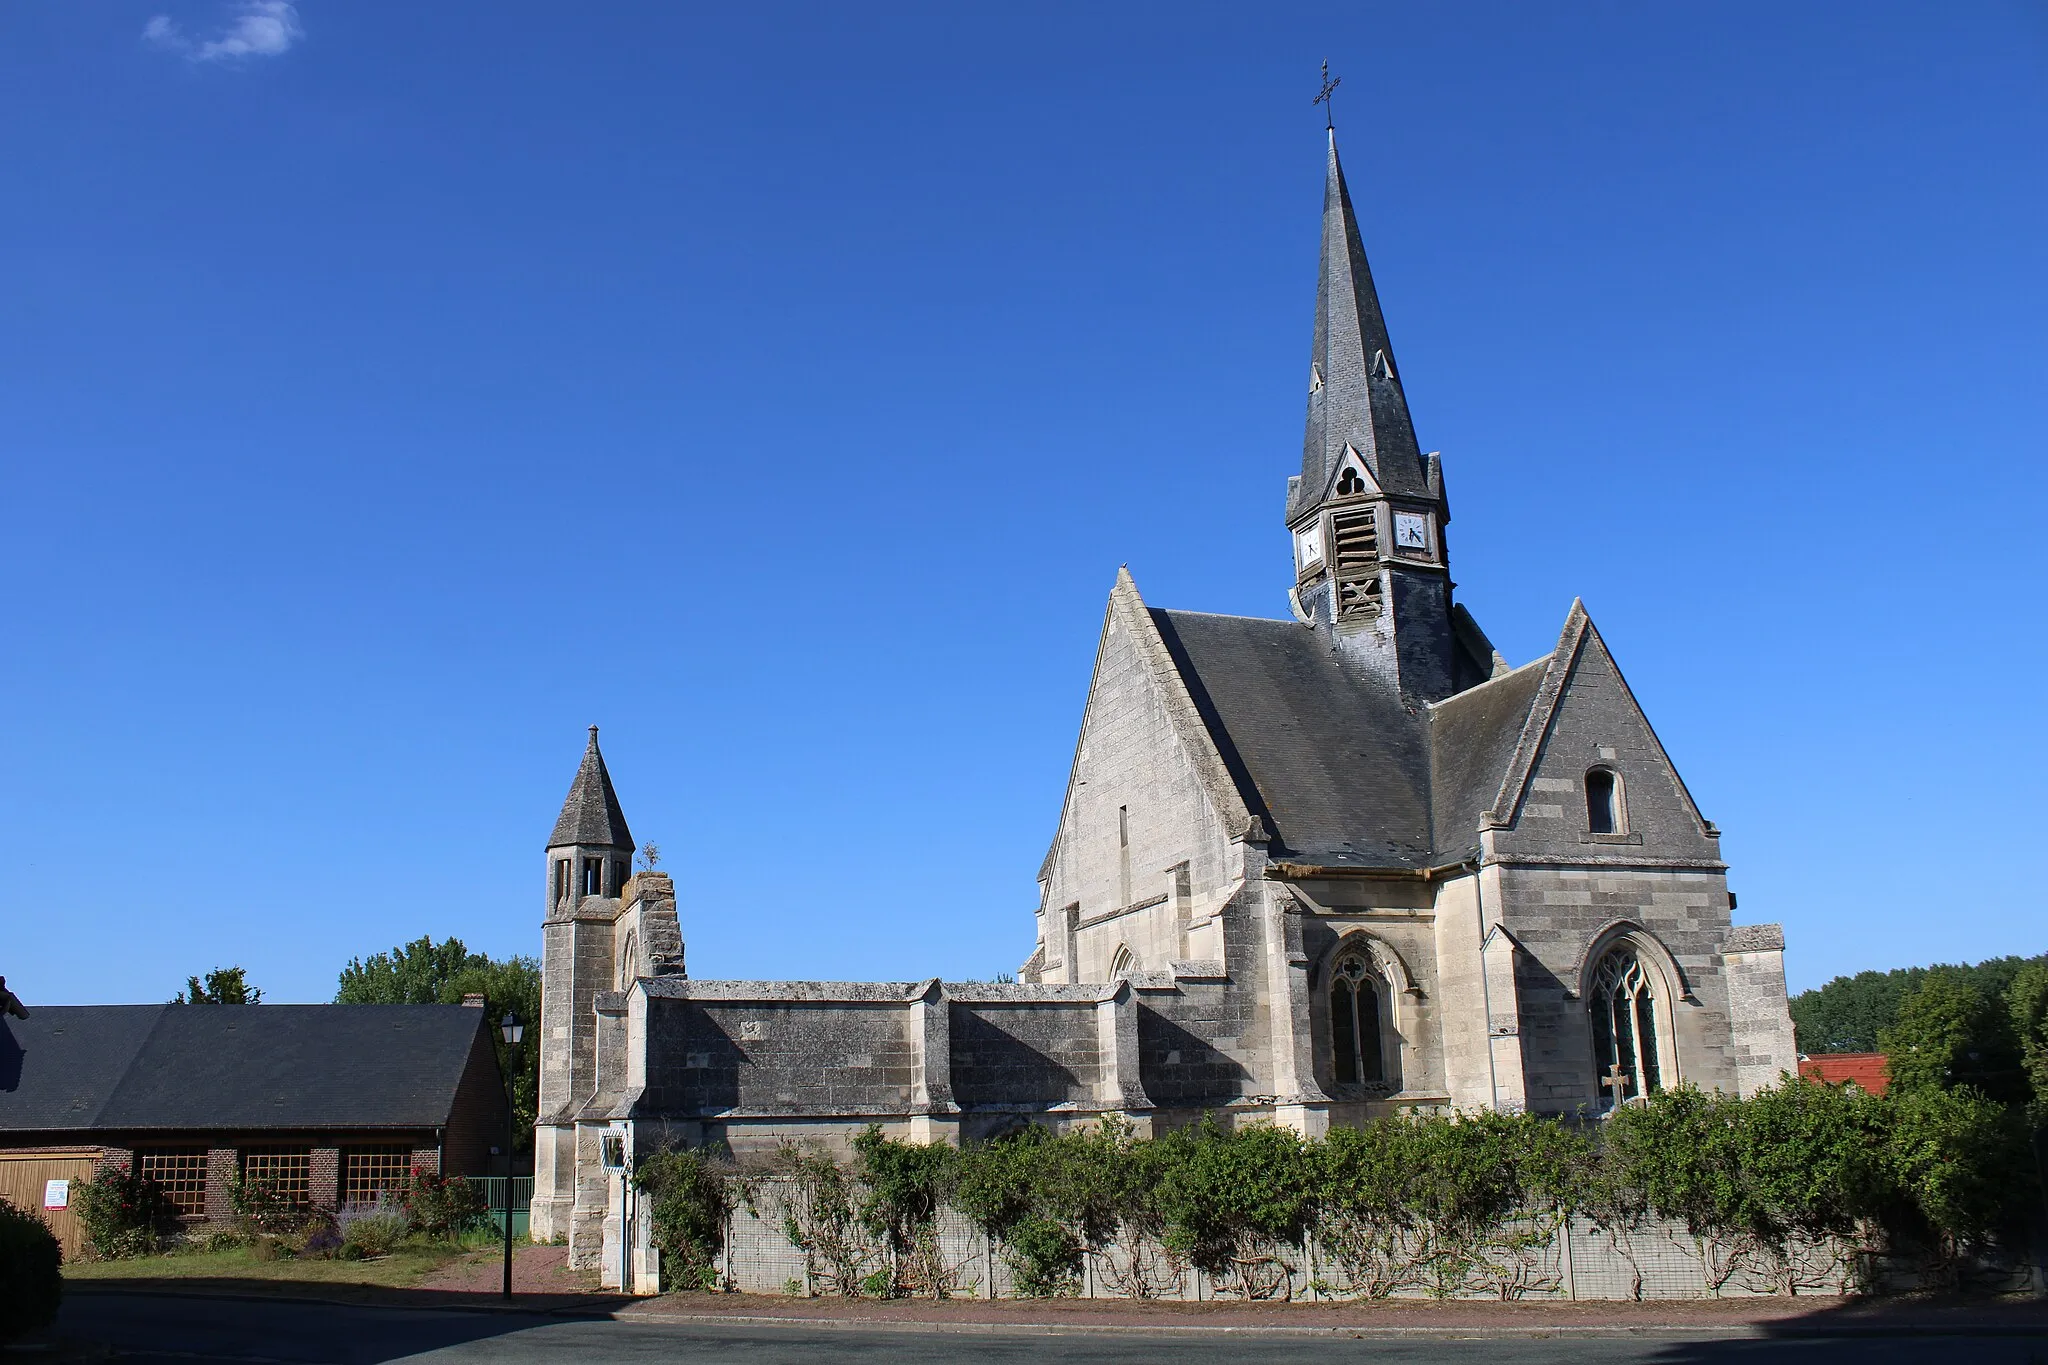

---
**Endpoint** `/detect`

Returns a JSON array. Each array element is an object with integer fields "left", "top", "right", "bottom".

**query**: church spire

[
  {"left": 1287, "top": 129, "right": 1430, "bottom": 528},
  {"left": 548, "top": 726, "right": 634, "bottom": 853},
  {"left": 1283, "top": 127, "right": 1466, "bottom": 703}
]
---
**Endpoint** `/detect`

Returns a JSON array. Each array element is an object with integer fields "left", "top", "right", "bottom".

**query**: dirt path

[{"left": 416, "top": 1244, "right": 604, "bottom": 1297}]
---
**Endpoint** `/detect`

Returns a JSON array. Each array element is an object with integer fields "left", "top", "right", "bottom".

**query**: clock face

[
  {"left": 1298, "top": 526, "right": 1324, "bottom": 565},
  {"left": 1394, "top": 512, "right": 1429, "bottom": 551}
]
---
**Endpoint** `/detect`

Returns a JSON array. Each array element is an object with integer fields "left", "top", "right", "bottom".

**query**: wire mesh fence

[{"left": 698, "top": 1179, "right": 1997, "bottom": 1301}]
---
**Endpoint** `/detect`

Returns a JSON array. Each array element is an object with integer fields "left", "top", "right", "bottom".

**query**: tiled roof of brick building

[{"left": 1798, "top": 1052, "right": 1889, "bottom": 1095}]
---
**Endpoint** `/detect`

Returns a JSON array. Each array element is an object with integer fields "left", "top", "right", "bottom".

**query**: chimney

[{"left": 460, "top": 993, "right": 485, "bottom": 1008}]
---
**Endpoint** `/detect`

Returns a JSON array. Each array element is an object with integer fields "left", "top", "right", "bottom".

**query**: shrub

[
  {"left": 72, "top": 1167, "right": 181, "bottom": 1260},
  {"left": 228, "top": 1175, "right": 311, "bottom": 1238},
  {"left": 338, "top": 1201, "right": 406, "bottom": 1259},
  {"left": 772, "top": 1141, "right": 877, "bottom": 1296},
  {"left": 1881, "top": 1083, "right": 2033, "bottom": 1253},
  {"left": 1002, "top": 1215, "right": 1081, "bottom": 1297},
  {"left": 1150, "top": 1118, "right": 1314, "bottom": 1284},
  {"left": 299, "top": 1222, "right": 344, "bottom": 1259},
  {"left": 398, "top": 1167, "right": 484, "bottom": 1241},
  {"left": 0, "top": 1198, "right": 62, "bottom": 1342},
  {"left": 852, "top": 1125, "right": 959, "bottom": 1298},
  {"left": 634, "top": 1147, "right": 734, "bottom": 1291}
]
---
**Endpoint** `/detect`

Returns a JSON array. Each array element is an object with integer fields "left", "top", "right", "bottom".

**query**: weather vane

[{"left": 1313, "top": 60, "right": 1342, "bottom": 130}]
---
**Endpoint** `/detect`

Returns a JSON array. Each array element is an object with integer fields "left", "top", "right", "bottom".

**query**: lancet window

[
  {"left": 1590, "top": 943, "right": 1662, "bottom": 1106},
  {"left": 1329, "top": 952, "right": 1389, "bottom": 1089}
]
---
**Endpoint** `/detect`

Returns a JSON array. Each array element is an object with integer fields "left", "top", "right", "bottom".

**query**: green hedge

[
  {"left": 642, "top": 1077, "right": 2040, "bottom": 1299},
  {"left": 0, "top": 1197, "right": 62, "bottom": 1342}
]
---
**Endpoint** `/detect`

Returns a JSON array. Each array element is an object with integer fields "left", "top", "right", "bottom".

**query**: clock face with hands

[{"left": 1394, "top": 511, "right": 1430, "bottom": 551}]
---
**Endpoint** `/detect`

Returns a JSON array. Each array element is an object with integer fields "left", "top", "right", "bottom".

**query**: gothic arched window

[
  {"left": 1109, "top": 945, "right": 1136, "bottom": 980},
  {"left": 1589, "top": 943, "right": 1661, "bottom": 1106},
  {"left": 1329, "top": 953, "right": 1387, "bottom": 1088}
]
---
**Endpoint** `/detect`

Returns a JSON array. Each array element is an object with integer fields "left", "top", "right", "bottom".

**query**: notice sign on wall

[{"left": 44, "top": 1178, "right": 69, "bottom": 1210}]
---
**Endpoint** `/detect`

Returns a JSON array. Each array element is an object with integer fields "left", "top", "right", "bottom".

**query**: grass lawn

[{"left": 63, "top": 1242, "right": 473, "bottom": 1288}]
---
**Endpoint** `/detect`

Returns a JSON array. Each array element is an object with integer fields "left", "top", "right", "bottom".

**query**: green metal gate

[{"left": 467, "top": 1175, "right": 533, "bottom": 1239}]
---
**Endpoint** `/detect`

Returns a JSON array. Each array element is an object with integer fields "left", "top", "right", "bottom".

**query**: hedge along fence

[{"left": 630, "top": 1079, "right": 2043, "bottom": 1301}]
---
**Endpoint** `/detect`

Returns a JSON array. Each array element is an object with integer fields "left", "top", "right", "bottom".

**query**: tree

[
  {"left": 334, "top": 937, "right": 541, "bottom": 1151},
  {"left": 335, "top": 936, "right": 479, "bottom": 1005},
  {"left": 173, "top": 966, "right": 260, "bottom": 1004},
  {"left": 2007, "top": 960, "right": 2048, "bottom": 1117},
  {"left": 1878, "top": 971, "right": 2025, "bottom": 1104},
  {"left": 1792, "top": 953, "right": 2048, "bottom": 1054}
]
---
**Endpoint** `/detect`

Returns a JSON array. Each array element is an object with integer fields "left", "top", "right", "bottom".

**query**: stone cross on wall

[{"left": 1600, "top": 1062, "right": 1631, "bottom": 1102}]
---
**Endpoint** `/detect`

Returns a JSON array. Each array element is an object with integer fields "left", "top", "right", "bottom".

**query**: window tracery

[
  {"left": 1329, "top": 952, "right": 1390, "bottom": 1091},
  {"left": 1590, "top": 942, "right": 1661, "bottom": 1106}
]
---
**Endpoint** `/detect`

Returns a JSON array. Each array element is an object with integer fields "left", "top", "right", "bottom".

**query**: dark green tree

[
  {"left": 173, "top": 965, "right": 260, "bottom": 1004},
  {"left": 1790, "top": 952, "right": 2047, "bottom": 1054},
  {"left": 1879, "top": 971, "right": 2026, "bottom": 1104},
  {"left": 335, "top": 937, "right": 541, "bottom": 1150},
  {"left": 2007, "top": 960, "right": 2048, "bottom": 1117}
]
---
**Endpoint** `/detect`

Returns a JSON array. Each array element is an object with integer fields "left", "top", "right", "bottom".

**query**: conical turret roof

[
  {"left": 547, "top": 727, "right": 634, "bottom": 851},
  {"left": 1289, "top": 129, "right": 1430, "bottom": 525}
]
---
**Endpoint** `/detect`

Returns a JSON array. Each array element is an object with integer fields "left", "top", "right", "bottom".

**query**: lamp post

[{"left": 499, "top": 1010, "right": 524, "bottom": 1301}]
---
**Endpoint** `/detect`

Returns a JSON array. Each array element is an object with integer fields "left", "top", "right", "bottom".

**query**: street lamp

[{"left": 499, "top": 1011, "right": 524, "bottom": 1301}]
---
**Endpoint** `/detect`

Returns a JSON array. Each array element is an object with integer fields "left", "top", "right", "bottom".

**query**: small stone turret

[{"left": 545, "top": 726, "right": 635, "bottom": 912}]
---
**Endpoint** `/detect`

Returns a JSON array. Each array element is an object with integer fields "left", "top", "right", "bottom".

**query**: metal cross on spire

[{"left": 1313, "top": 60, "right": 1342, "bottom": 130}]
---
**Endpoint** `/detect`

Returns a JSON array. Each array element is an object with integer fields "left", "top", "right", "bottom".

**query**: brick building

[
  {"left": 0, "top": 1002, "right": 507, "bottom": 1240},
  {"left": 530, "top": 128, "right": 1800, "bottom": 1279}
]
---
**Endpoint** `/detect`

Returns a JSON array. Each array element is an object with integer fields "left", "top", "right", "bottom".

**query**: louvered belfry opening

[{"left": 1331, "top": 508, "right": 1383, "bottom": 618}]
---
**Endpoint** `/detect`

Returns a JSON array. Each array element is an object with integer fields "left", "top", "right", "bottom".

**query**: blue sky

[{"left": 3, "top": 2, "right": 2043, "bottom": 1006}]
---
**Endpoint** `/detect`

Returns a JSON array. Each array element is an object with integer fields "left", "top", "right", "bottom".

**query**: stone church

[{"left": 530, "top": 131, "right": 1799, "bottom": 1259}]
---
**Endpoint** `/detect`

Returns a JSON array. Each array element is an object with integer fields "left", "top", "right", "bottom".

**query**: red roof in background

[{"left": 1799, "top": 1053, "right": 1890, "bottom": 1095}]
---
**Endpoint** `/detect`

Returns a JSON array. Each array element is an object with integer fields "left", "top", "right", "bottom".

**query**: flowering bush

[
  {"left": 72, "top": 1167, "right": 181, "bottom": 1260},
  {"left": 399, "top": 1167, "right": 483, "bottom": 1240}
]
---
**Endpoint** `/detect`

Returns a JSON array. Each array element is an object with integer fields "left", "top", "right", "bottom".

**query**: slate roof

[
  {"left": 0, "top": 1004, "right": 491, "bottom": 1134},
  {"left": 1427, "top": 658, "right": 1549, "bottom": 862},
  {"left": 548, "top": 726, "right": 634, "bottom": 851},
  {"left": 1289, "top": 129, "right": 1432, "bottom": 526},
  {"left": 1150, "top": 608, "right": 1437, "bottom": 868}
]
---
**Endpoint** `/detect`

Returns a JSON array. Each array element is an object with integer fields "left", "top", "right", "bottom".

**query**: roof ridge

[{"left": 1426, "top": 655, "right": 1548, "bottom": 713}]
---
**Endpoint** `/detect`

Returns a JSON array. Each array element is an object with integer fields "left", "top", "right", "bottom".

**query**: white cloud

[{"left": 143, "top": 2, "right": 302, "bottom": 63}]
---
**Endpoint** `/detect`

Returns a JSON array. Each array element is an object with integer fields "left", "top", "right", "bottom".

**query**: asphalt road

[{"left": 49, "top": 1293, "right": 2048, "bottom": 1365}]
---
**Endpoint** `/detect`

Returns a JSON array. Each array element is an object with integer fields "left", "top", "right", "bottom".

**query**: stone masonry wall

[
  {"left": 949, "top": 1001, "right": 1100, "bottom": 1109},
  {"left": 1497, "top": 864, "right": 1736, "bottom": 1113},
  {"left": 1045, "top": 599, "right": 1240, "bottom": 984},
  {"left": 639, "top": 995, "right": 920, "bottom": 1118}
]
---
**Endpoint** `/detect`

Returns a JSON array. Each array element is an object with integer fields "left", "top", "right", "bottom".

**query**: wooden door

[{"left": 0, "top": 1149, "right": 99, "bottom": 1261}]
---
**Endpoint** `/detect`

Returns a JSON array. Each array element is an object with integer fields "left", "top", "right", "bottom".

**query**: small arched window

[
  {"left": 1589, "top": 943, "right": 1661, "bottom": 1106},
  {"left": 1586, "top": 768, "right": 1621, "bottom": 835},
  {"left": 1109, "top": 945, "right": 1136, "bottom": 980},
  {"left": 1329, "top": 954, "right": 1386, "bottom": 1088}
]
